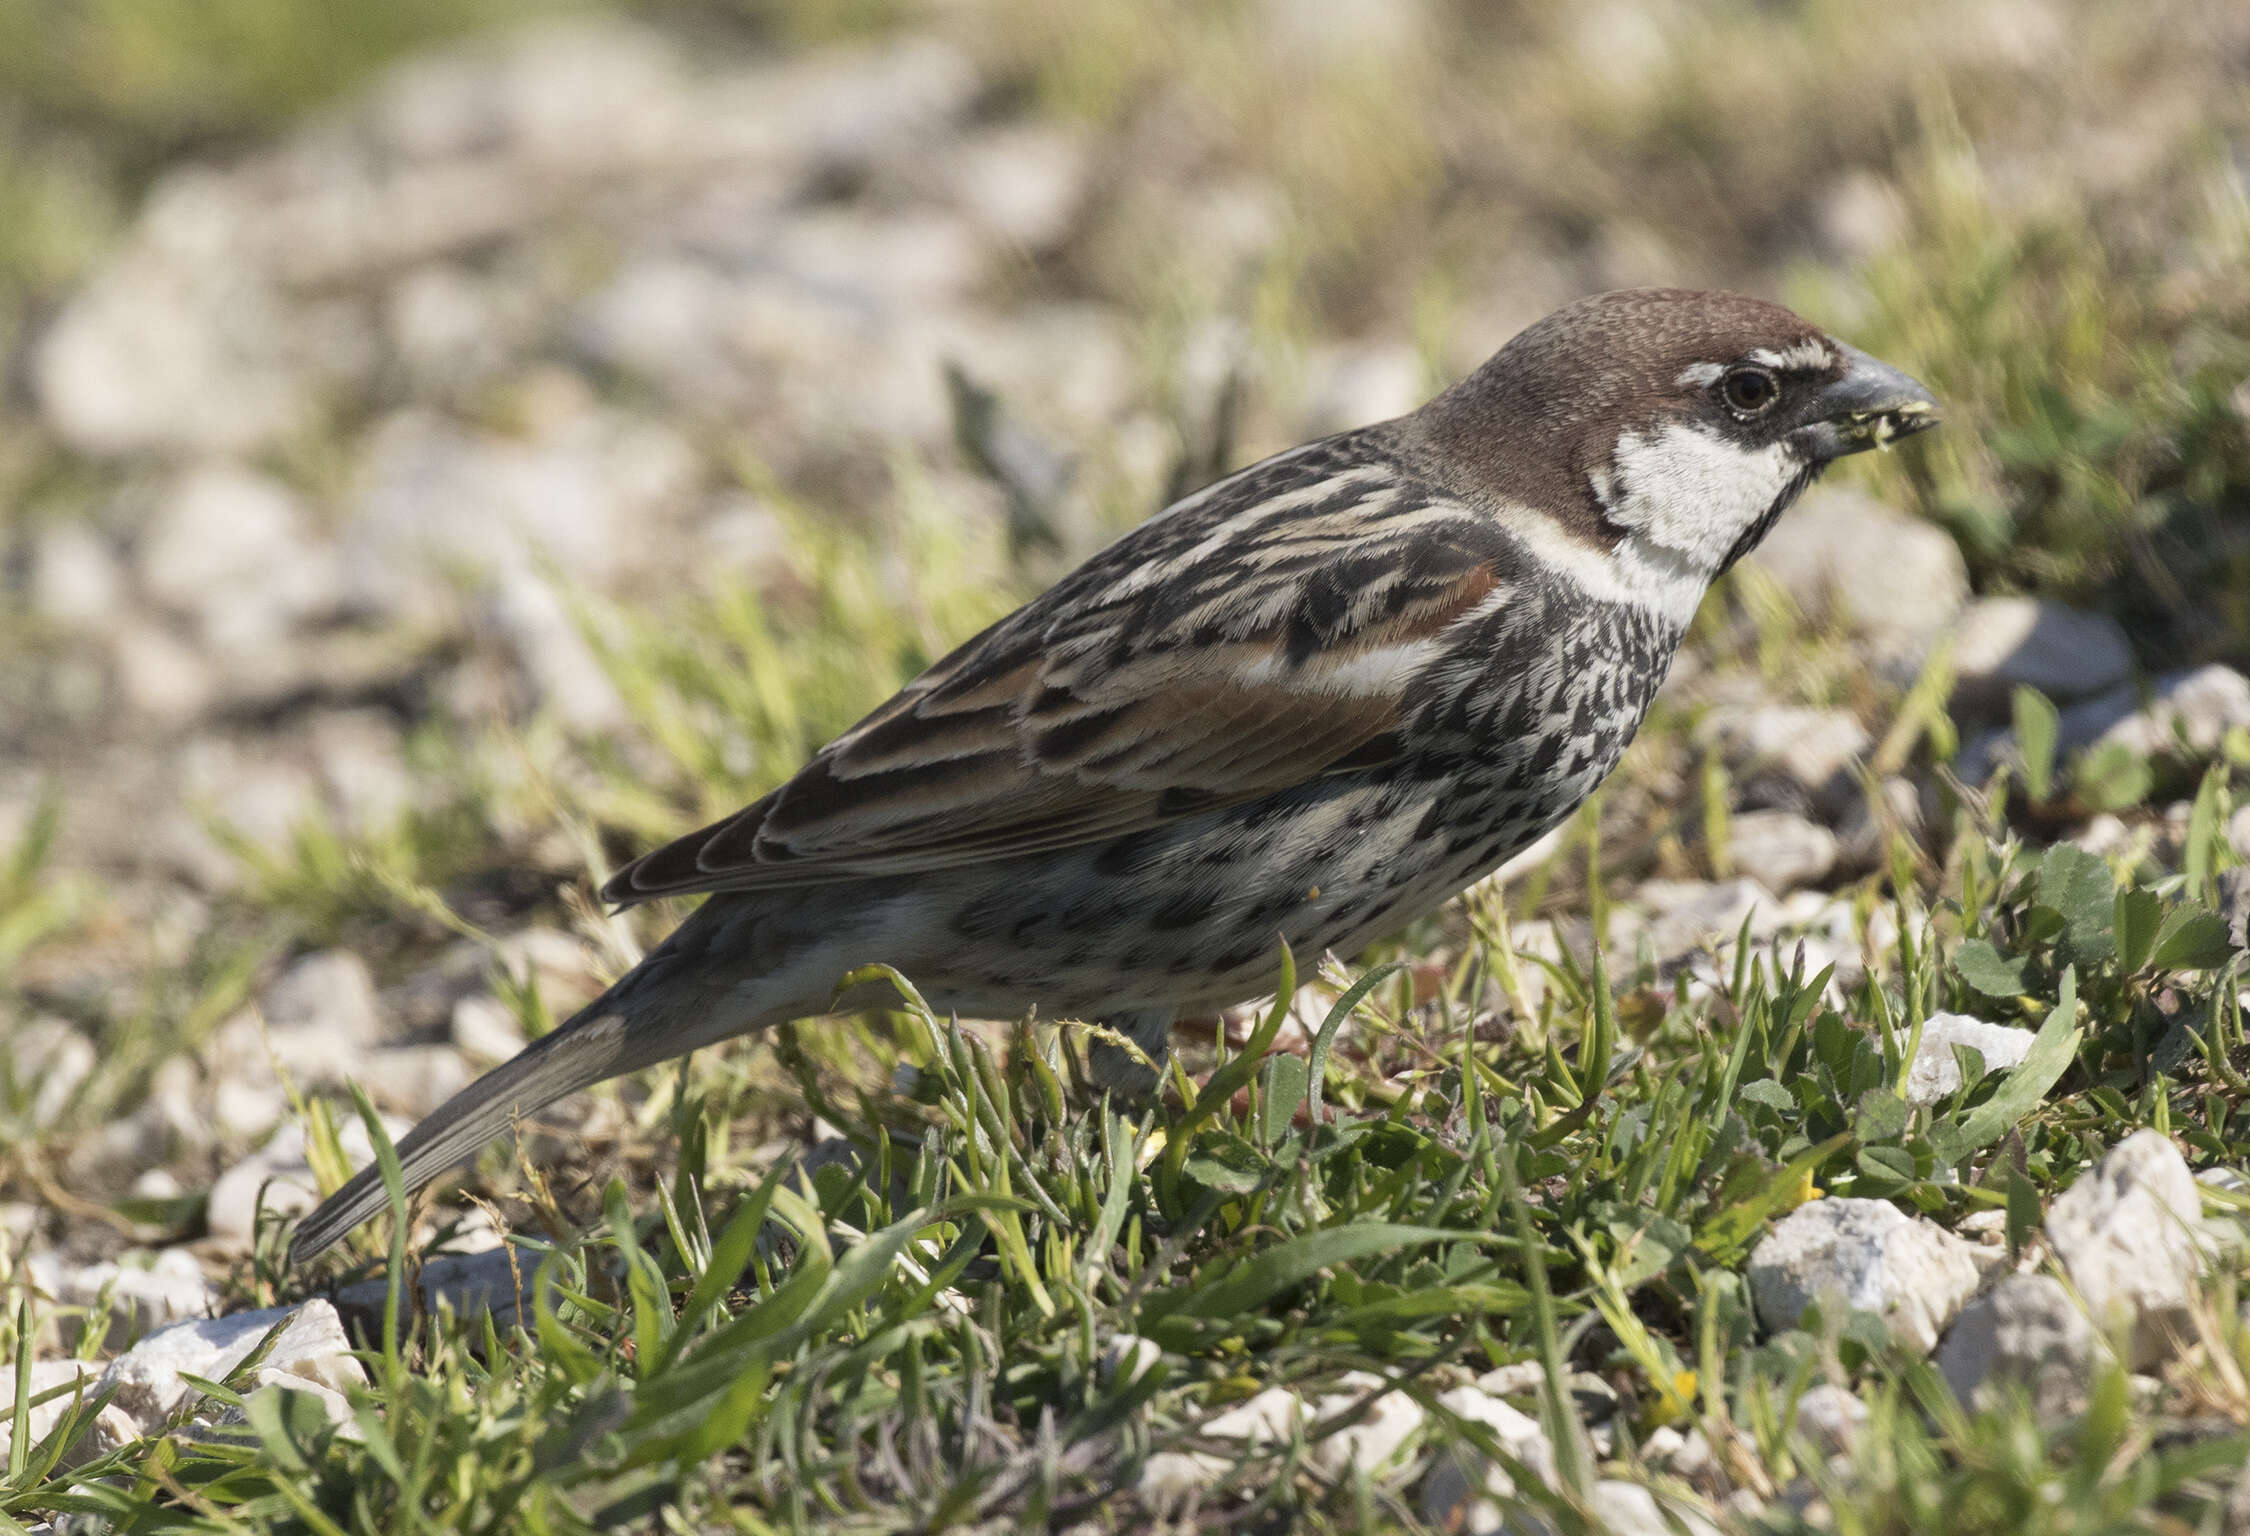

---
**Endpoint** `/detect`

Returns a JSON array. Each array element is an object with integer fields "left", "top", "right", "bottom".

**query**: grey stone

[
  {"left": 699, "top": 34, "right": 978, "bottom": 181},
  {"left": 335, "top": 1247, "right": 530, "bottom": 1335},
  {"left": 1833, "top": 775, "right": 1924, "bottom": 873},
  {"left": 0, "top": 1360, "right": 141, "bottom": 1468},
  {"left": 1724, "top": 809, "right": 1839, "bottom": 893},
  {"left": 342, "top": 403, "right": 697, "bottom": 624},
  {"left": 450, "top": 993, "right": 527, "bottom": 1063},
  {"left": 3, "top": 1017, "right": 95, "bottom": 1129},
  {"left": 2045, "top": 1129, "right": 2213, "bottom": 1365},
  {"left": 938, "top": 124, "right": 1088, "bottom": 252},
  {"left": 1305, "top": 1371, "right": 1424, "bottom": 1479},
  {"left": 352, "top": 1045, "right": 475, "bottom": 1118},
  {"left": 1950, "top": 597, "right": 2133, "bottom": 717},
  {"left": 27, "top": 1248, "right": 216, "bottom": 1349},
  {"left": 1749, "top": 1198, "right": 1985, "bottom": 1354},
  {"left": 1473, "top": 1361, "right": 1551, "bottom": 1398},
  {"left": 1585, "top": 1481, "right": 1721, "bottom": 1536},
  {"left": 27, "top": 522, "right": 126, "bottom": 629},
  {"left": 1814, "top": 170, "right": 1908, "bottom": 262},
  {"left": 1789, "top": 1383, "right": 1869, "bottom": 1456},
  {"left": 1098, "top": 1333, "right": 1163, "bottom": 1387},
  {"left": 1262, "top": 0, "right": 1432, "bottom": 64},
  {"left": 99, "top": 1299, "right": 363, "bottom": 1423},
  {"left": 1638, "top": 877, "right": 1783, "bottom": 965},
  {"left": 207, "top": 1113, "right": 412, "bottom": 1250},
  {"left": 1418, "top": 1384, "right": 1556, "bottom": 1531},
  {"left": 1137, "top": 1385, "right": 1303, "bottom": 1505},
  {"left": 262, "top": 949, "right": 385, "bottom": 1051},
  {"left": 1700, "top": 705, "right": 1870, "bottom": 805},
  {"left": 136, "top": 464, "right": 337, "bottom": 653},
  {"left": 2058, "top": 664, "right": 2250, "bottom": 760},
  {"left": 1934, "top": 1274, "right": 2100, "bottom": 1420},
  {"left": 383, "top": 262, "right": 514, "bottom": 392},
  {"left": 1301, "top": 343, "right": 1426, "bottom": 437},
  {"left": 111, "top": 618, "right": 218, "bottom": 725},
  {"left": 297, "top": 714, "right": 408, "bottom": 840},
  {"left": 35, "top": 225, "right": 347, "bottom": 458},
  {"left": 1901, "top": 1013, "right": 2037, "bottom": 1107},
  {"left": 1744, "top": 487, "right": 1968, "bottom": 672},
  {"left": 2229, "top": 804, "right": 2250, "bottom": 861},
  {"left": 212, "top": 1367, "right": 361, "bottom": 1442},
  {"left": 1639, "top": 1424, "right": 1685, "bottom": 1469},
  {"left": 167, "top": 736, "right": 325, "bottom": 883},
  {"left": 484, "top": 567, "right": 627, "bottom": 731},
  {"left": 491, "top": 927, "right": 608, "bottom": 1014}
]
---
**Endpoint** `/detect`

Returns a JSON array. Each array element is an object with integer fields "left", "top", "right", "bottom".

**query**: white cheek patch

[{"left": 1607, "top": 421, "right": 1802, "bottom": 573}]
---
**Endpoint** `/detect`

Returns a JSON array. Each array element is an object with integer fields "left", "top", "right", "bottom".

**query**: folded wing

[{"left": 603, "top": 446, "right": 1507, "bottom": 903}]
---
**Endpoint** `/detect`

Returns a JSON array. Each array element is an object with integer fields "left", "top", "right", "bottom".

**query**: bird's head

[{"left": 1414, "top": 287, "right": 1939, "bottom": 582}]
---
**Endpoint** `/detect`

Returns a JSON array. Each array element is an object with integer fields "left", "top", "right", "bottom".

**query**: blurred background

[{"left": 0, "top": 0, "right": 2246, "bottom": 1237}]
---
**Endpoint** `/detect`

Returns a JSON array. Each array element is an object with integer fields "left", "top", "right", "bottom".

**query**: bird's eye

[{"left": 1721, "top": 367, "right": 1779, "bottom": 414}]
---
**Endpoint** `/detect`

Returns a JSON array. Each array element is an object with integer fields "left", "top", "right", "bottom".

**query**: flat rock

[
  {"left": 351, "top": 1044, "right": 476, "bottom": 1118},
  {"left": 1901, "top": 1013, "right": 2036, "bottom": 1107},
  {"left": 1790, "top": 1382, "right": 1869, "bottom": 1456},
  {"left": 207, "top": 1112, "right": 413, "bottom": 1250},
  {"left": 1098, "top": 1333, "right": 1163, "bottom": 1387},
  {"left": 1934, "top": 1274, "right": 2099, "bottom": 1420},
  {"left": 1950, "top": 597, "right": 2133, "bottom": 717},
  {"left": 1744, "top": 487, "right": 1968, "bottom": 673},
  {"left": 0, "top": 1359, "right": 142, "bottom": 1468},
  {"left": 261, "top": 949, "right": 386, "bottom": 1052},
  {"left": 1138, "top": 1385, "right": 1303, "bottom": 1504},
  {"left": 1417, "top": 1384, "right": 1556, "bottom": 1531},
  {"left": 935, "top": 122, "right": 1089, "bottom": 254},
  {"left": 27, "top": 522, "right": 126, "bottom": 629},
  {"left": 2045, "top": 1129, "right": 2212, "bottom": 1365},
  {"left": 212, "top": 1366, "right": 362, "bottom": 1442},
  {"left": 1305, "top": 1372, "right": 1424, "bottom": 1479},
  {"left": 1638, "top": 877, "right": 1783, "bottom": 965},
  {"left": 5, "top": 1018, "right": 95, "bottom": 1130},
  {"left": 334, "top": 1248, "right": 531, "bottom": 1337},
  {"left": 1749, "top": 1197, "right": 1985, "bottom": 1354},
  {"left": 450, "top": 993, "right": 527, "bottom": 1062},
  {"left": 135, "top": 464, "right": 338, "bottom": 653},
  {"left": 1724, "top": 809, "right": 1839, "bottom": 893},
  {"left": 99, "top": 1299, "right": 364, "bottom": 1424},
  {"left": 27, "top": 1248, "right": 216, "bottom": 1350},
  {"left": 2057, "top": 664, "right": 2250, "bottom": 759},
  {"left": 1301, "top": 342, "right": 1426, "bottom": 436},
  {"left": 1699, "top": 705, "right": 1870, "bottom": 807},
  {"left": 1586, "top": 1481, "right": 1721, "bottom": 1536},
  {"left": 341, "top": 402, "right": 697, "bottom": 626}
]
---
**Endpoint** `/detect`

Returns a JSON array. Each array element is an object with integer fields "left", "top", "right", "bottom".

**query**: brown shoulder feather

[{"left": 601, "top": 431, "right": 1510, "bottom": 904}]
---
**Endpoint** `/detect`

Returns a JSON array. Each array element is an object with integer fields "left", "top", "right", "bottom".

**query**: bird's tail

[{"left": 286, "top": 914, "right": 737, "bottom": 1266}]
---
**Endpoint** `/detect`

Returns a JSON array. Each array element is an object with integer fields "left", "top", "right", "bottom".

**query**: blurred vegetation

[
  {"left": 1805, "top": 136, "right": 2250, "bottom": 666},
  {"left": 3, "top": 0, "right": 2245, "bottom": 670}
]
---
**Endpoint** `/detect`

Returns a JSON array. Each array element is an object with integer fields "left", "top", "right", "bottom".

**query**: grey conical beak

[{"left": 1797, "top": 342, "right": 1941, "bottom": 460}]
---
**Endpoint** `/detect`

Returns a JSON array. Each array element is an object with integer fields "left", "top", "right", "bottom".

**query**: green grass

[{"left": 9, "top": 789, "right": 2250, "bottom": 1531}]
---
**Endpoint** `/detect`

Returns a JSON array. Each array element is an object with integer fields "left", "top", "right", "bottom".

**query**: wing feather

[{"left": 602, "top": 436, "right": 1510, "bottom": 904}]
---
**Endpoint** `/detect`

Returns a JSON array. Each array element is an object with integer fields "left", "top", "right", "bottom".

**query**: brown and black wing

[{"left": 602, "top": 437, "right": 1509, "bottom": 904}]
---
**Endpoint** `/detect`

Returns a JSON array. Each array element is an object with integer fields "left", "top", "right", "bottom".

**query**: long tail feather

[{"left": 287, "top": 909, "right": 743, "bottom": 1266}]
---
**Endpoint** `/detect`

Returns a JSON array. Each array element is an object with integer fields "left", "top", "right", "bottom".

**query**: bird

[{"left": 289, "top": 287, "right": 1936, "bottom": 1264}]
